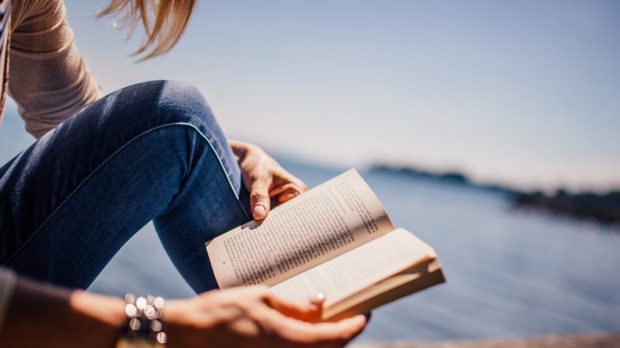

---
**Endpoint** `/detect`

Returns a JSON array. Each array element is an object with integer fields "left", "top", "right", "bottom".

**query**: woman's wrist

[
  {"left": 70, "top": 290, "right": 126, "bottom": 331},
  {"left": 67, "top": 290, "right": 126, "bottom": 348}
]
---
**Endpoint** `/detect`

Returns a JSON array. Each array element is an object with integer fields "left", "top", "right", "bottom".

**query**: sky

[{"left": 53, "top": 0, "right": 620, "bottom": 191}]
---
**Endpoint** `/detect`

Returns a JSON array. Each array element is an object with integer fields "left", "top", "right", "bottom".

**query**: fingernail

[
  {"left": 254, "top": 205, "right": 266, "bottom": 218},
  {"left": 316, "top": 292, "right": 325, "bottom": 301}
]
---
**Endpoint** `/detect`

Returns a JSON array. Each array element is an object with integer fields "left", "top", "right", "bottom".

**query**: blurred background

[{"left": 1, "top": 0, "right": 619, "bottom": 343}]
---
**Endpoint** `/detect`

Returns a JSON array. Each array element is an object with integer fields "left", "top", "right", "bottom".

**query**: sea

[{"left": 1, "top": 108, "right": 619, "bottom": 343}]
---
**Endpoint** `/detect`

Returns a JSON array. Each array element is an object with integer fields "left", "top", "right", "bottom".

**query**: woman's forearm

[{"left": 0, "top": 276, "right": 125, "bottom": 348}]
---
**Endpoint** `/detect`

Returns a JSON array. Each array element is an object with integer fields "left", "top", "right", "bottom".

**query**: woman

[{"left": 0, "top": 0, "right": 367, "bottom": 346}]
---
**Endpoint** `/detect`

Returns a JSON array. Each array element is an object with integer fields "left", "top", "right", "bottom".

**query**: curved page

[{"left": 206, "top": 169, "right": 394, "bottom": 288}]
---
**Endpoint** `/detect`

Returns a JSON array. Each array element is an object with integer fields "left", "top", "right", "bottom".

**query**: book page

[
  {"left": 324, "top": 259, "right": 444, "bottom": 320},
  {"left": 269, "top": 228, "right": 436, "bottom": 307},
  {"left": 207, "top": 169, "right": 394, "bottom": 288}
]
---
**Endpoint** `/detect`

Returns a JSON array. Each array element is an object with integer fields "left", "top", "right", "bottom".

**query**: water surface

[{"left": 2, "top": 110, "right": 619, "bottom": 342}]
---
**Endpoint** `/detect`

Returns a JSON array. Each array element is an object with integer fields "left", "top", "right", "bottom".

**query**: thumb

[{"left": 250, "top": 175, "right": 272, "bottom": 220}]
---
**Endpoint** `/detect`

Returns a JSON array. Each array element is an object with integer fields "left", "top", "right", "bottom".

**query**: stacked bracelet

[{"left": 116, "top": 293, "right": 167, "bottom": 348}]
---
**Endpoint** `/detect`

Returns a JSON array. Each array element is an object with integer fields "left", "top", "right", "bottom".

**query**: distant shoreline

[{"left": 370, "top": 164, "right": 620, "bottom": 226}]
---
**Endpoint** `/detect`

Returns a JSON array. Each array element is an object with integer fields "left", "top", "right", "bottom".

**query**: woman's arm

[
  {"left": 0, "top": 275, "right": 124, "bottom": 348},
  {"left": 9, "top": 0, "right": 101, "bottom": 139},
  {"left": 164, "top": 286, "right": 367, "bottom": 348},
  {"left": 0, "top": 275, "right": 366, "bottom": 348}
]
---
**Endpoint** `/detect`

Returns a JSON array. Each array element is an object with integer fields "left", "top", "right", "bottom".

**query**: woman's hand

[
  {"left": 164, "top": 286, "right": 367, "bottom": 348},
  {"left": 0, "top": 275, "right": 366, "bottom": 348},
  {"left": 229, "top": 140, "right": 308, "bottom": 220}
]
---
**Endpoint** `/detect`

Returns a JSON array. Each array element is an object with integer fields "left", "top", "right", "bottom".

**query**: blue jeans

[{"left": 0, "top": 80, "right": 251, "bottom": 293}]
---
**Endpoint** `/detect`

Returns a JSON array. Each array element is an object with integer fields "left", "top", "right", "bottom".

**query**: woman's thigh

[{"left": 0, "top": 80, "right": 250, "bottom": 292}]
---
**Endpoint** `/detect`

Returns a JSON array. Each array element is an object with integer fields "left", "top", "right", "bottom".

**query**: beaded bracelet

[{"left": 116, "top": 293, "right": 167, "bottom": 348}]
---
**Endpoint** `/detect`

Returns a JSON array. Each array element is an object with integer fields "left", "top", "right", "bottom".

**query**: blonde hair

[{"left": 99, "top": 0, "right": 198, "bottom": 60}]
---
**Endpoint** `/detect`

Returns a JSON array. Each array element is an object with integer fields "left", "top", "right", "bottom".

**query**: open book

[{"left": 206, "top": 169, "right": 445, "bottom": 321}]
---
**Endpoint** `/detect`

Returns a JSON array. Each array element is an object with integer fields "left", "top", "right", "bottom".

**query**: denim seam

[
  {"left": 6, "top": 121, "right": 248, "bottom": 265},
  {"left": 180, "top": 123, "right": 250, "bottom": 220}
]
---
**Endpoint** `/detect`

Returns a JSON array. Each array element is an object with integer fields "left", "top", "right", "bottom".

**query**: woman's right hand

[{"left": 163, "top": 286, "right": 367, "bottom": 348}]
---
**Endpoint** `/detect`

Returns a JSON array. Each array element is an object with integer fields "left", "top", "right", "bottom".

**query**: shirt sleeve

[
  {"left": 0, "top": 267, "right": 16, "bottom": 336},
  {"left": 8, "top": 0, "right": 101, "bottom": 139}
]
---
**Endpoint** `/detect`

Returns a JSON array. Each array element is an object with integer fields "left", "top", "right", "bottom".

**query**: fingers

[
  {"left": 309, "top": 292, "right": 326, "bottom": 307},
  {"left": 268, "top": 182, "right": 299, "bottom": 197},
  {"left": 264, "top": 292, "right": 323, "bottom": 323},
  {"left": 258, "top": 308, "right": 367, "bottom": 346},
  {"left": 269, "top": 183, "right": 302, "bottom": 204},
  {"left": 312, "top": 315, "right": 368, "bottom": 342},
  {"left": 251, "top": 168, "right": 307, "bottom": 218},
  {"left": 200, "top": 286, "right": 366, "bottom": 347},
  {"left": 280, "top": 168, "right": 308, "bottom": 194},
  {"left": 260, "top": 291, "right": 366, "bottom": 345},
  {"left": 250, "top": 173, "right": 273, "bottom": 220},
  {"left": 269, "top": 168, "right": 308, "bottom": 205},
  {"left": 234, "top": 140, "right": 308, "bottom": 218}
]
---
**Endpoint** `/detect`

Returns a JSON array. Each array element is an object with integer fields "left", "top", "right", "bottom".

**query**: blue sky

[{"left": 57, "top": 0, "right": 620, "bottom": 191}]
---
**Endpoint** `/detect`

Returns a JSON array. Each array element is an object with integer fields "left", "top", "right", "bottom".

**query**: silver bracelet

[{"left": 116, "top": 293, "right": 167, "bottom": 348}]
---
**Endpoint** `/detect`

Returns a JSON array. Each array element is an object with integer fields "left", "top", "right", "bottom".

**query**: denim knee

[
  {"left": 94, "top": 80, "right": 217, "bottom": 134},
  {"left": 154, "top": 80, "right": 217, "bottom": 128},
  {"left": 50, "top": 80, "right": 226, "bottom": 165}
]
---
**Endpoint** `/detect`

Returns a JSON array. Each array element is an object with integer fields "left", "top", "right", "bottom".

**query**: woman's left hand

[{"left": 229, "top": 140, "right": 308, "bottom": 220}]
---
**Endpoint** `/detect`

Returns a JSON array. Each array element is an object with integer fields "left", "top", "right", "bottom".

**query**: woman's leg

[{"left": 0, "top": 80, "right": 251, "bottom": 293}]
